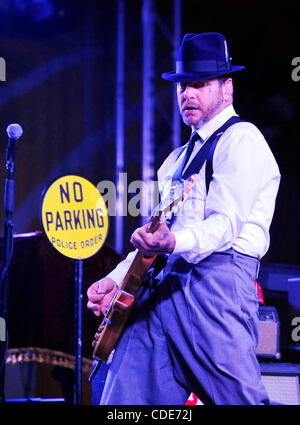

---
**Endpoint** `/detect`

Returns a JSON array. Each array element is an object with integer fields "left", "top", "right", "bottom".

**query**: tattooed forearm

[
  {"left": 131, "top": 222, "right": 175, "bottom": 255},
  {"left": 153, "top": 232, "right": 172, "bottom": 252}
]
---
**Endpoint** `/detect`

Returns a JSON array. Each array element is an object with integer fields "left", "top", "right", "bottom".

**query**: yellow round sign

[{"left": 40, "top": 175, "right": 109, "bottom": 260}]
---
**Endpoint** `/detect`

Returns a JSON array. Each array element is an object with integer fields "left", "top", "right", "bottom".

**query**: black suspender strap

[{"left": 182, "top": 115, "right": 245, "bottom": 194}]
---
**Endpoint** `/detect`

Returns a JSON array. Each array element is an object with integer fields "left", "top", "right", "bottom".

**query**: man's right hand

[{"left": 87, "top": 277, "right": 118, "bottom": 317}]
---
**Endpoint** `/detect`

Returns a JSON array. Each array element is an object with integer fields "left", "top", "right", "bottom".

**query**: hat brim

[{"left": 161, "top": 66, "right": 245, "bottom": 82}]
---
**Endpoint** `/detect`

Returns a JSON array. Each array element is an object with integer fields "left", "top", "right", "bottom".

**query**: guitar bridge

[{"left": 114, "top": 289, "right": 135, "bottom": 313}]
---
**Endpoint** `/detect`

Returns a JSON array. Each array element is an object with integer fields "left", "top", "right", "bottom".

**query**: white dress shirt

[{"left": 107, "top": 104, "right": 281, "bottom": 286}]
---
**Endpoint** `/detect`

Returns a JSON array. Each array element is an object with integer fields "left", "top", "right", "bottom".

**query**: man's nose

[{"left": 183, "top": 84, "right": 194, "bottom": 99}]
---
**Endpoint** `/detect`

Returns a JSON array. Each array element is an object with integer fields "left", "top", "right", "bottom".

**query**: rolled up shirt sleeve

[{"left": 106, "top": 249, "right": 138, "bottom": 287}]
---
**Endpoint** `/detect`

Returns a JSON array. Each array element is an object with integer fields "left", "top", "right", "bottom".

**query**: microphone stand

[
  {"left": 74, "top": 259, "right": 83, "bottom": 405},
  {"left": 0, "top": 134, "right": 19, "bottom": 404}
]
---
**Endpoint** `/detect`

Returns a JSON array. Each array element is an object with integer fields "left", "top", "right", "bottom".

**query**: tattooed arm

[{"left": 130, "top": 221, "right": 176, "bottom": 256}]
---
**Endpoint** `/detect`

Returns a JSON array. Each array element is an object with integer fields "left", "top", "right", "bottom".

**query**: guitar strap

[
  {"left": 150, "top": 116, "right": 245, "bottom": 279},
  {"left": 182, "top": 115, "right": 245, "bottom": 193}
]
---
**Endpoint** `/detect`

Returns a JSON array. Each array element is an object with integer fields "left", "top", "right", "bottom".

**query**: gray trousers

[{"left": 100, "top": 249, "right": 269, "bottom": 405}]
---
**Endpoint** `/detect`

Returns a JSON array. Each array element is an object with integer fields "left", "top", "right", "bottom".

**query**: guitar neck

[
  {"left": 118, "top": 174, "right": 197, "bottom": 295},
  {"left": 118, "top": 213, "right": 162, "bottom": 296}
]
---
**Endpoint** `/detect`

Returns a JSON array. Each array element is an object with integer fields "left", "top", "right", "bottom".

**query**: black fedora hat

[{"left": 162, "top": 32, "right": 245, "bottom": 82}]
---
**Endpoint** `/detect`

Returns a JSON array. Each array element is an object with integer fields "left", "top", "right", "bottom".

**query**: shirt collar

[{"left": 193, "top": 104, "right": 238, "bottom": 142}]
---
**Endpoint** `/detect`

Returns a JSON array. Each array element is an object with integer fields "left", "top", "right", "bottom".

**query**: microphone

[
  {"left": 6, "top": 123, "right": 23, "bottom": 140},
  {"left": 0, "top": 124, "right": 24, "bottom": 402},
  {"left": 4, "top": 123, "right": 23, "bottom": 216},
  {"left": 6, "top": 123, "right": 23, "bottom": 163}
]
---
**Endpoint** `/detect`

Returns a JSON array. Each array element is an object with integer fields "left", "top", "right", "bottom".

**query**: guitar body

[{"left": 92, "top": 251, "right": 157, "bottom": 363}]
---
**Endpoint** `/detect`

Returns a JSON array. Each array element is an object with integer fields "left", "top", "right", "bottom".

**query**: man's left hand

[{"left": 130, "top": 221, "right": 176, "bottom": 256}]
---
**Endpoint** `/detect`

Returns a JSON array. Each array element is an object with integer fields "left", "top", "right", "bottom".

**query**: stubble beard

[{"left": 181, "top": 90, "right": 224, "bottom": 130}]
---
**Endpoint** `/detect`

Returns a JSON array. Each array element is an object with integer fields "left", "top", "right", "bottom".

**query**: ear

[{"left": 222, "top": 78, "right": 233, "bottom": 102}]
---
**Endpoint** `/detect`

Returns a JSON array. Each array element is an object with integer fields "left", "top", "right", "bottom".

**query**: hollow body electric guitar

[{"left": 89, "top": 174, "right": 197, "bottom": 381}]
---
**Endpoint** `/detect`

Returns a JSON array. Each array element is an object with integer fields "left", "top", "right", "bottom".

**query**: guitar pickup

[{"left": 114, "top": 290, "right": 135, "bottom": 313}]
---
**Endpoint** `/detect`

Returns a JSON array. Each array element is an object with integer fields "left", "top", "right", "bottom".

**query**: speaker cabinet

[
  {"left": 256, "top": 306, "right": 280, "bottom": 359},
  {"left": 261, "top": 374, "right": 300, "bottom": 405}
]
